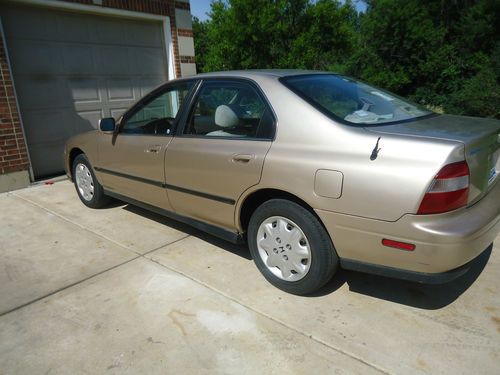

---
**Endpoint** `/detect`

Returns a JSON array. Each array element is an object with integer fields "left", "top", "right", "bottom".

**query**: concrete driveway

[{"left": 0, "top": 180, "right": 499, "bottom": 374}]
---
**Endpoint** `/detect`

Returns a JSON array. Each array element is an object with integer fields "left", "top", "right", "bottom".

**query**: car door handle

[
  {"left": 232, "top": 154, "right": 254, "bottom": 163},
  {"left": 145, "top": 145, "right": 162, "bottom": 153}
]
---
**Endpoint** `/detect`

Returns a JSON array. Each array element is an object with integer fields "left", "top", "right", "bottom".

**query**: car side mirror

[{"left": 99, "top": 117, "right": 116, "bottom": 133}]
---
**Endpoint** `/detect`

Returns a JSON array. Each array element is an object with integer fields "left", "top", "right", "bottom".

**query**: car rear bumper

[
  {"left": 315, "top": 179, "right": 500, "bottom": 276},
  {"left": 339, "top": 246, "right": 491, "bottom": 284}
]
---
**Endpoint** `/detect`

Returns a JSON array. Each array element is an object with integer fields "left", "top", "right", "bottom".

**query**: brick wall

[{"left": 0, "top": 35, "right": 29, "bottom": 175}]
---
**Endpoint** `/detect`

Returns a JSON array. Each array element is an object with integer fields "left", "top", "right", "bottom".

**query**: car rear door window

[
  {"left": 122, "top": 82, "right": 194, "bottom": 135},
  {"left": 183, "top": 81, "right": 274, "bottom": 139}
]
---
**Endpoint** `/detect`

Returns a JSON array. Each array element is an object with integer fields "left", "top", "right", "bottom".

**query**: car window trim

[
  {"left": 175, "top": 77, "right": 277, "bottom": 141},
  {"left": 117, "top": 78, "right": 200, "bottom": 136}
]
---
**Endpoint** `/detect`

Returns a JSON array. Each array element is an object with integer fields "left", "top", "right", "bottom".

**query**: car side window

[
  {"left": 122, "top": 82, "right": 193, "bottom": 135},
  {"left": 184, "top": 82, "right": 274, "bottom": 139}
]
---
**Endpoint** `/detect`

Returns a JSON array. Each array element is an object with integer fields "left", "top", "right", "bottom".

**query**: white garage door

[{"left": 1, "top": 4, "right": 169, "bottom": 178}]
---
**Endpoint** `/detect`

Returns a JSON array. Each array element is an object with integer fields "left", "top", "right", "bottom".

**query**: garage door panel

[
  {"left": 110, "top": 108, "right": 129, "bottom": 119},
  {"left": 56, "top": 12, "right": 92, "bottom": 43},
  {"left": 14, "top": 78, "right": 71, "bottom": 110},
  {"left": 75, "top": 110, "right": 102, "bottom": 131},
  {"left": 68, "top": 78, "right": 102, "bottom": 104},
  {"left": 134, "top": 47, "right": 167, "bottom": 75},
  {"left": 29, "top": 142, "right": 66, "bottom": 177},
  {"left": 64, "top": 109, "right": 96, "bottom": 135},
  {"left": 61, "top": 44, "right": 97, "bottom": 75},
  {"left": 139, "top": 77, "right": 165, "bottom": 97},
  {"left": 1, "top": 7, "right": 53, "bottom": 40},
  {"left": 7, "top": 41, "right": 61, "bottom": 75},
  {"left": 2, "top": 4, "right": 169, "bottom": 178},
  {"left": 106, "top": 78, "right": 136, "bottom": 102},
  {"left": 99, "top": 46, "right": 132, "bottom": 75},
  {"left": 21, "top": 110, "right": 77, "bottom": 143},
  {"left": 93, "top": 17, "right": 129, "bottom": 46},
  {"left": 127, "top": 22, "right": 164, "bottom": 47}
]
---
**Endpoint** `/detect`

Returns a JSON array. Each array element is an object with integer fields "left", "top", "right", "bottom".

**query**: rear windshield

[{"left": 281, "top": 74, "right": 432, "bottom": 126}]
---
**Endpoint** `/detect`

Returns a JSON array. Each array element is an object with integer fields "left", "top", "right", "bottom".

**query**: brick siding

[
  {"left": 0, "top": 35, "right": 29, "bottom": 175},
  {"left": 174, "top": 1, "right": 190, "bottom": 10},
  {"left": 180, "top": 55, "right": 195, "bottom": 64},
  {"left": 177, "top": 28, "right": 193, "bottom": 37}
]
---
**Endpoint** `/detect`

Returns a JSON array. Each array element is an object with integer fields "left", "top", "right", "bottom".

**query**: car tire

[
  {"left": 72, "top": 154, "right": 110, "bottom": 208},
  {"left": 248, "top": 199, "right": 339, "bottom": 295}
]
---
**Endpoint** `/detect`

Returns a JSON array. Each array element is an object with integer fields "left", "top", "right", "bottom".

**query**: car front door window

[{"left": 122, "top": 82, "right": 193, "bottom": 135}]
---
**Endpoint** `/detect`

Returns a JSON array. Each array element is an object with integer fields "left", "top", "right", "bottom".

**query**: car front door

[
  {"left": 164, "top": 79, "right": 276, "bottom": 230},
  {"left": 97, "top": 81, "right": 195, "bottom": 210}
]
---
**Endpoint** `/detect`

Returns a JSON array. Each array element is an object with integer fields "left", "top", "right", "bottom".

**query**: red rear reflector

[
  {"left": 417, "top": 161, "right": 470, "bottom": 215},
  {"left": 382, "top": 239, "right": 416, "bottom": 251}
]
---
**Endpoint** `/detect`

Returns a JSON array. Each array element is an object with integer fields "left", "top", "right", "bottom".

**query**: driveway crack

[{"left": 13, "top": 193, "right": 141, "bottom": 256}]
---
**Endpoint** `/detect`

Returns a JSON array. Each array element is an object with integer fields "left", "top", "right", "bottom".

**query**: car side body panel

[
  {"left": 96, "top": 133, "right": 174, "bottom": 211},
  {"left": 165, "top": 137, "right": 271, "bottom": 230}
]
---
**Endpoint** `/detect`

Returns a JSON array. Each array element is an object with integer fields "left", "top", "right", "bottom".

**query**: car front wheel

[
  {"left": 248, "top": 199, "right": 339, "bottom": 295},
  {"left": 72, "top": 154, "right": 109, "bottom": 208}
]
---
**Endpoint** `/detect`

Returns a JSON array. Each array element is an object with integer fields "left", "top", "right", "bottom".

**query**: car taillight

[{"left": 417, "top": 161, "right": 470, "bottom": 214}]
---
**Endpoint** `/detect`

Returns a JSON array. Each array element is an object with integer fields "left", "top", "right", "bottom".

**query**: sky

[{"left": 190, "top": 1, "right": 367, "bottom": 21}]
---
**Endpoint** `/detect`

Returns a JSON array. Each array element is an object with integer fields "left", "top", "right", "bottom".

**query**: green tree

[
  {"left": 192, "top": 0, "right": 500, "bottom": 118},
  {"left": 348, "top": 0, "right": 500, "bottom": 116},
  {"left": 193, "top": 0, "right": 358, "bottom": 72},
  {"left": 192, "top": 16, "right": 209, "bottom": 72}
]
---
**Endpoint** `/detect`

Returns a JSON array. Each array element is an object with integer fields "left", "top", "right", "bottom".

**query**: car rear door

[
  {"left": 164, "top": 79, "right": 276, "bottom": 230},
  {"left": 97, "top": 81, "right": 195, "bottom": 210}
]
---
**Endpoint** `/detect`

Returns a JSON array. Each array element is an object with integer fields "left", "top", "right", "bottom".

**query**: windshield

[{"left": 281, "top": 74, "right": 432, "bottom": 125}]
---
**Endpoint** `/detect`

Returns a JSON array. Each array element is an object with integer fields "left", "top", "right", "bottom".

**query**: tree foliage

[{"left": 193, "top": 0, "right": 500, "bottom": 118}]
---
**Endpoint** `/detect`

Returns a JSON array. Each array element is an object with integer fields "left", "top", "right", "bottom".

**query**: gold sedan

[{"left": 65, "top": 71, "right": 500, "bottom": 295}]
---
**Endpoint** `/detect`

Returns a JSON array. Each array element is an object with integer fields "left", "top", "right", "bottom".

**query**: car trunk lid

[{"left": 366, "top": 114, "right": 500, "bottom": 204}]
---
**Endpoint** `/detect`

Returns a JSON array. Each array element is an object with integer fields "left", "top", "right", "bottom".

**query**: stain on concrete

[
  {"left": 491, "top": 316, "right": 500, "bottom": 333},
  {"left": 417, "top": 358, "right": 428, "bottom": 370},
  {"left": 147, "top": 336, "right": 165, "bottom": 344},
  {"left": 392, "top": 311, "right": 405, "bottom": 319},
  {"left": 168, "top": 309, "right": 194, "bottom": 336},
  {"left": 196, "top": 308, "right": 257, "bottom": 336}
]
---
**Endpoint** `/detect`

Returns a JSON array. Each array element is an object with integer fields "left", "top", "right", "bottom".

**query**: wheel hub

[
  {"left": 256, "top": 216, "right": 312, "bottom": 281},
  {"left": 75, "top": 163, "right": 94, "bottom": 201}
]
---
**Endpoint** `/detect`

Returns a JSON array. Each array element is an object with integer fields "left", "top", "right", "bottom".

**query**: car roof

[{"left": 184, "top": 69, "right": 331, "bottom": 80}]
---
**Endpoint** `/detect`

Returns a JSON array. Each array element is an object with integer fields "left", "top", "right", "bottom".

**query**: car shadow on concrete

[
  {"left": 120, "top": 201, "right": 489, "bottom": 309},
  {"left": 122, "top": 204, "right": 252, "bottom": 260},
  {"left": 313, "top": 245, "right": 492, "bottom": 309}
]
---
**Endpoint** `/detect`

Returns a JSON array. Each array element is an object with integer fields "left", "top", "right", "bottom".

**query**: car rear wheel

[
  {"left": 248, "top": 199, "right": 338, "bottom": 295},
  {"left": 72, "top": 154, "right": 110, "bottom": 208}
]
